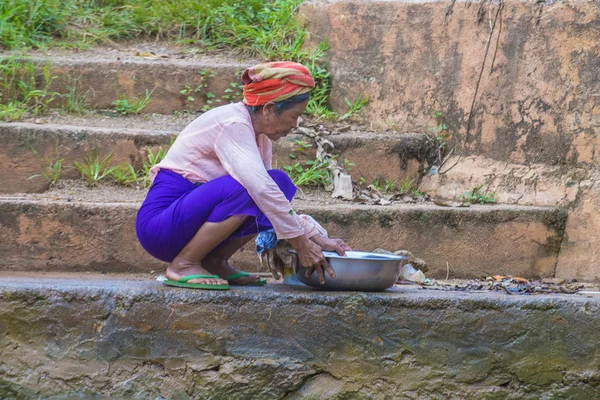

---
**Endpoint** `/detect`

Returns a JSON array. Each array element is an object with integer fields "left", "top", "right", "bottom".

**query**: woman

[{"left": 136, "top": 61, "right": 351, "bottom": 290}]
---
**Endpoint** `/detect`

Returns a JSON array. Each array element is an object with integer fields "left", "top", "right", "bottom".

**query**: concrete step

[
  {"left": 0, "top": 190, "right": 566, "bottom": 279},
  {"left": 0, "top": 274, "right": 599, "bottom": 398},
  {"left": 0, "top": 120, "right": 433, "bottom": 193},
  {"left": 2, "top": 47, "right": 254, "bottom": 114}
]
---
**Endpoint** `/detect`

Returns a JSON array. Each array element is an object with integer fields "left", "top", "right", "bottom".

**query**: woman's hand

[
  {"left": 310, "top": 236, "right": 352, "bottom": 256},
  {"left": 288, "top": 235, "right": 335, "bottom": 285}
]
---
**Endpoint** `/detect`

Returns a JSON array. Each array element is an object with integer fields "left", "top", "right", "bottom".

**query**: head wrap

[{"left": 242, "top": 61, "right": 314, "bottom": 107}]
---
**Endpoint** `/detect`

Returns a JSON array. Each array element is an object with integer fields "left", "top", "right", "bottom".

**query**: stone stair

[
  {"left": 1, "top": 274, "right": 599, "bottom": 398},
  {"left": 1, "top": 3, "right": 599, "bottom": 398},
  {"left": 0, "top": 47, "right": 568, "bottom": 280}
]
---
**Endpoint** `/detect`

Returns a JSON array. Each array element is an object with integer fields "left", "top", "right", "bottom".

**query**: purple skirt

[{"left": 135, "top": 169, "right": 296, "bottom": 262}]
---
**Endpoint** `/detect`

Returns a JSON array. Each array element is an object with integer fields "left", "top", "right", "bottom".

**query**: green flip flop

[
  {"left": 224, "top": 272, "right": 267, "bottom": 286},
  {"left": 163, "top": 274, "right": 230, "bottom": 290}
]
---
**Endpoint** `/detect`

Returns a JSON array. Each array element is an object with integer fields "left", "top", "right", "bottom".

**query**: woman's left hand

[{"left": 311, "top": 236, "right": 352, "bottom": 256}]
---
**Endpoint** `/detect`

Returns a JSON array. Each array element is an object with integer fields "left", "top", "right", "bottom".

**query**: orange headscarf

[{"left": 242, "top": 61, "right": 314, "bottom": 107}]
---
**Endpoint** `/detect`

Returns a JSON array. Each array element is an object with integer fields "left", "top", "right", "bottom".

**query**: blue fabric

[
  {"left": 255, "top": 229, "right": 279, "bottom": 254},
  {"left": 136, "top": 168, "right": 296, "bottom": 262}
]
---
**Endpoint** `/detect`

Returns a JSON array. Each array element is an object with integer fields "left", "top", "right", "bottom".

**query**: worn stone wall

[
  {"left": 301, "top": 0, "right": 600, "bottom": 167},
  {"left": 301, "top": 0, "right": 600, "bottom": 280},
  {"left": 1, "top": 279, "right": 600, "bottom": 399},
  {"left": 0, "top": 200, "right": 566, "bottom": 279}
]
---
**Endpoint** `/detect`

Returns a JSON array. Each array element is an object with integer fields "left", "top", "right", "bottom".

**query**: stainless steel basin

[{"left": 293, "top": 251, "right": 409, "bottom": 292}]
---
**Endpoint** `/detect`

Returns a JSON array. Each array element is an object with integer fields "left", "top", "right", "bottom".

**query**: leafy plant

[
  {"left": 28, "top": 143, "right": 65, "bottom": 186},
  {"left": 460, "top": 185, "right": 496, "bottom": 204},
  {"left": 289, "top": 139, "right": 313, "bottom": 159},
  {"left": 112, "top": 89, "right": 153, "bottom": 115},
  {"left": 73, "top": 151, "right": 117, "bottom": 186},
  {"left": 0, "top": 57, "right": 59, "bottom": 121},
  {"left": 411, "top": 188, "right": 425, "bottom": 198},
  {"left": 340, "top": 94, "right": 369, "bottom": 121},
  {"left": 342, "top": 158, "right": 355, "bottom": 172},
  {"left": 63, "top": 77, "right": 89, "bottom": 113},
  {"left": 110, "top": 164, "right": 139, "bottom": 186},
  {"left": 373, "top": 177, "right": 396, "bottom": 193},
  {"left": 139, "top": 146, "right": 168, "bottom": 188},
  {"left": 284, "top": 159, "right": 330, "bottom": 188},
  {"left": 221, "top": 81, "right": 243, "bottom": 103},
  {"left": 181, "top": 69, "right": 217, "bottom": 111},
  {"left": 398, "top": 177, "right": 415, "bottom": 194}
]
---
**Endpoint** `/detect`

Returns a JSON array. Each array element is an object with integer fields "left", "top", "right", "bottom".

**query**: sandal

[
  {"left": 163, "top": 274, "right": 230, "bottom": 290},
  {"left": 224, "top": 272, "right": 267, "bottom": 286}
]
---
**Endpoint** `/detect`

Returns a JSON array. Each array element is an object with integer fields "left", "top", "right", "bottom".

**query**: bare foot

[
  {"left": 166, "top": 257, "right": 228, "bottom": 285},
  {"left": 203, "top": 256, "right": 261, "bottom": 285}
]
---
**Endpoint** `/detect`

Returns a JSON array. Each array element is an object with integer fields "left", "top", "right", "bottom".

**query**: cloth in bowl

[{"left": 256, "top": 214, "right": 327, "bottom": 279}]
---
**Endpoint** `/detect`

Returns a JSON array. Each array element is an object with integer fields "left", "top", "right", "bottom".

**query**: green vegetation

[
  {"left": 139, "top": 146, "right": 168, "bottom": 188},
  {"left": 63, "top": 77, "right": 89, "bottom": 113},
  {"left": 373, "top": 177, "right": 397, "bottom": 193},
  {"left": 0, "top": 56, "right": 58, "bottom": 121},
  {"left": 289, "top": 139, "right": 313, "bottom": 159},
  {"left": 1, "top": 0, "right": 369, "bottom": 120},
  {"left": 28, "top": 142, "right": 64, "bottom": 186},
  {"left": 0, "top": 0, "right": 305, "bottom": 54},
  {"left": 73, "top": 151, "right": 117, "bottom": 186},
  {"left": 340, "top": 94, "right": 369, "bottom": 121},
  {"left": 110, "top": 164, "right": 139, "bottom": 186},
  {"left": 112, "top": 89, "right": 153, "bottom": 115},
  {"left": 460, "top": 185, "right": 496, "bottom": 204},
  {"left": 284, "top": 159, "right": 330, "bottom": 187}
]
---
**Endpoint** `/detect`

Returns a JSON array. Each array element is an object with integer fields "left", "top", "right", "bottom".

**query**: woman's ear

[{"left": 262, "top": 101, "right": 277, "bottom": 120}]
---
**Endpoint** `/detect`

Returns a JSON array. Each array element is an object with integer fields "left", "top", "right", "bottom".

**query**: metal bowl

[{"left": 293, "top": 251, "right": 409, "bottom": 292}]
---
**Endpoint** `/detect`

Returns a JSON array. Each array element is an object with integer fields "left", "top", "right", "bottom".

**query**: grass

[
  {"left": 110, "top": 164, "right": 139, "bottom": 186},
  {"left": 28, "top": 142, "right": 64, "bottom": 186},
  {"left": 112, "top": 89, "right": 153, "bottom": 115},
  {"left": 73, "top": 151, "right": 117, "bottom": 186},
  {"left": 1, "top": 0, "right": 366, "bottom": 120},
  {"left": 460, "top": 185, "right": 496, "bottom": 204},
  {"left": 63, "top": 77, "right": 89, "bottom": 113},
  {"left": 0, "top": 56, "right": 58, "bottom": 121},
  {"left": 139, "top": 146, "right": 168, "bottom": 188},
  {"left": 0, "top": 0, "right": 306, "bottom": 55},
  {"left": 284, "top": 159, "right": 330, "bottom": 188},
  {"left": 340, "top": 94, "right": 369, "bottom": 121}
]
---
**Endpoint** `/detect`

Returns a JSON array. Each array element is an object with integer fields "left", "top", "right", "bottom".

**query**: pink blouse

[{"left": 150, "top": 102, "right": 317, "bottom": 239}]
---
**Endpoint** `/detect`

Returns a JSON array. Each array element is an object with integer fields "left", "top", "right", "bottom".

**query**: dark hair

[{"left": 245, "top": 91, "right": 310, "bottom": 115}]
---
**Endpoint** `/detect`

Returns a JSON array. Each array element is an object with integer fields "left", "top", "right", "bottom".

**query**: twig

[
  {"left": 444, "top": 0, "right": 457, "bottom": 25},
  {"left": 446, "top": 261, "right": 450, "bottom": 280},
  {"left": 465, "top": 0, "right": 504, "bottom": 142}
]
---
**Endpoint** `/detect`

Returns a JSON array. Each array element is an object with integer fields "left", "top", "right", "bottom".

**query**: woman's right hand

[{"left": 288, "top": 235, "right": 335, "bottom": 285}]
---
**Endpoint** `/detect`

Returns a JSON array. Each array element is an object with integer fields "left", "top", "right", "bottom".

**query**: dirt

[
  {"left": 0, "top": 40, "right": 260, "bottom": 66},
  {"left": 0, "top": 179, "right": 362, "bottom": 206},
  {"left": 21, "top": 110, "right": 195, "bottom": 132}
]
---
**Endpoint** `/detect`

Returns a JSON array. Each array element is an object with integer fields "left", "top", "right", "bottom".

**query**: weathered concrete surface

[
  {"left": 0, "top": 122, "right": 175, "bottom": 193},
  {"left": 27, "top": 55, "right": 245, "bottom": 114},
  {"left": 419, "top": 155, "right": 587, "bottom": 206},
  {"left": 301, "top": 0, "right": 600, "bottom": 166},
  {"left": 555, "top": 180, "right": 600, "bottom": 282},
  {"left": 0, "top": 198, "right": 566, "bottom": 279},
  {"left": 1, "top": 276, "right": 599, "bottom": 398},
  {"left": 0, "top": 122, "right": 434, "bottom": 193}
]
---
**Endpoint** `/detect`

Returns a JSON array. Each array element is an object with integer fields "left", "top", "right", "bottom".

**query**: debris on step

[
  {"left": 373, "top": 248, "right": 429, "bottom": 282},
  {"left": 401, "top": 264, "right": 427, "bottom": 283},
  {"left": 418, "top": 275, "right": 592, "bottom": 295},
  {"left": 134, "top": 50, "right": 169, "bottom": 59},
  {"left": 331, "top": 170, "right": 354, "bottom": 200},
  {"left": 433, "top": 199, "right": 470, "bottom": 207}
]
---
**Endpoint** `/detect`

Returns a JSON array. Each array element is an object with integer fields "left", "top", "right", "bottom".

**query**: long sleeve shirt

[{"left": 150, "top": 102, "right": 317, "bottom": 239}]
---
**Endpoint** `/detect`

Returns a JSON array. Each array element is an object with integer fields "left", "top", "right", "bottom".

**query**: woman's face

[{"left": 260, "top": 100, "right": 309, "bottom": 141}]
